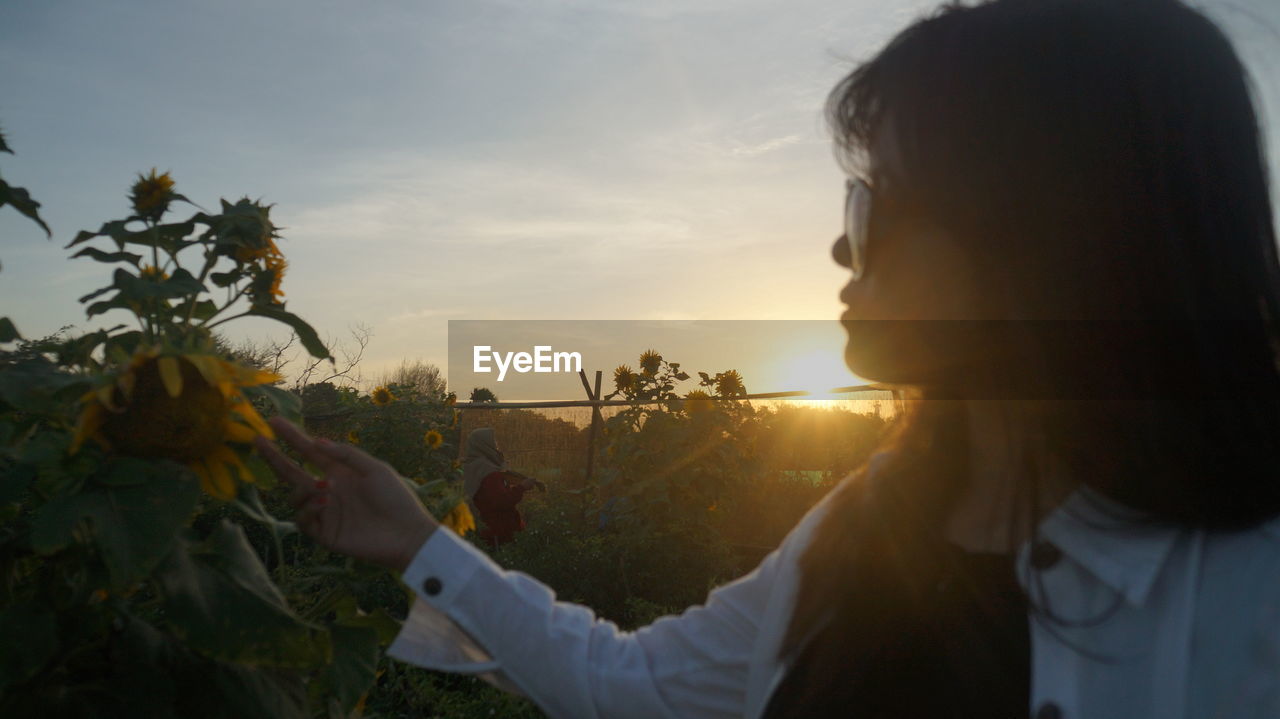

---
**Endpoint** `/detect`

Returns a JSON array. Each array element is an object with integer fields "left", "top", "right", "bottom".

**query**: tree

[
  {"left": 377, "top": 359, "right": 446, "bottom": 400},
  {"left": 470, "top": 387, "right": 498, "bottom": 403}
]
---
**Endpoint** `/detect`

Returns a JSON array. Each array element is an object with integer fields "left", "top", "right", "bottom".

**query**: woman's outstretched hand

[{"left": 254, "top": 417, "right": 438, "bottom": 573}]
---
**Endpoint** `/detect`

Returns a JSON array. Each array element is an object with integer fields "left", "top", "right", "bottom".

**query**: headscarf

[{"left": 462, "top": 427, "right": 506, "bottom": 506}]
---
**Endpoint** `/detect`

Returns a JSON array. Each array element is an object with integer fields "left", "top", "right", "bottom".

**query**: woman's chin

[{"left": 840, "top": 318, "right": 950, "bottom": 386}]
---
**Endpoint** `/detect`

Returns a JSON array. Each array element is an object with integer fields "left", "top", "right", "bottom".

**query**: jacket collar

[{"left": 1030, "top": 486, "right": 1181, "bottom": 608}]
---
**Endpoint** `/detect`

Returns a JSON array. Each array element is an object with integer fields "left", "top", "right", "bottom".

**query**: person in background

[{"left": 461, "top": 427, "right": 545, "bottom": 547}]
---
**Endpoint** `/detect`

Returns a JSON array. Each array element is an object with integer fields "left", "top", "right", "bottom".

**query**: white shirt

[{"left": 387, "top": 480, "right": 1280, "bottom": 718}]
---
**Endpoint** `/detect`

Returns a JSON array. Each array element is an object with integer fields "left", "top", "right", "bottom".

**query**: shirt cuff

[
  {"left": 400, "top": 526, "right": 493, "bottom": 607},
  {"left": 387, "top": 527, "right": 510, "bottom": 677}
]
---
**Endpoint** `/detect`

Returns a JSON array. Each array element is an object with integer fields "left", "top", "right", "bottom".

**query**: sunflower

[
  {"left": 130, "top": 169, "right": 177, "bottom": 220},
  {"left": 684, "top": 389, "right": 713, "bottom": 414},
  {"left": 424, "top": 429, "right": 444, "bottom": 450},
  {"left": 441, "top": 501, "right": 476, "bottom": 536},
  {"left": 613, "top": 365, "right": 636, "bottom": 392},
  {"left": 639, "top": 349, "right": 662, "bottom": 375},
  {"left": 715, "top": 370, "right": 746, "bottom": 397},
  {"left": 370, "top": 386, "right": 394, "bottom": 406},
  {"left": 71, "top": 347, "right": 280, "bottom": 499},
  {"left": 233, "top": 237, "right": 282, "bottom": 265},
  {"left": 139, "top": 264, "right": 169, "bottom": 281},
  {"left": 261, "top": 253, "right": 287, "bottom": 303}
]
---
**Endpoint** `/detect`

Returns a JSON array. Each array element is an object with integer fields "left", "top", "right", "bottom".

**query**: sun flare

[{"left": 776, "top": 349, "right": 864, "bottom": 399}]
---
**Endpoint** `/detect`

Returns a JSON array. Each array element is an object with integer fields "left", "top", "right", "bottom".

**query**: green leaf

[
  {"left": 190, "top": 299, "right": 219, "bottom": 321},
  {"left": 156, "top": 521, "right": 330, "bottom": 668},
  {"left": 70, "top": 246, "right": 143, "bottom": 266},
  {"left": 112, "top": 612, "right": 307, "bottom": 719},
  {"left": 77, "top": 285, "right": 115, "bottom": 304},
  {"left": 0, "top": 317, "right": 19, "bottom": 343},
  {"left": 57, "top": 327, "right": 118, "bottom": 365},
  {"left": 239, "top": 451, "right": 278, "bottom": 491},
  {"left": 0, "top": 604, "right": 57, "bottom": 692},
  {"left": 324, "top": 624, "right": 379, "bottom": 712},
  {"left": 0, "top": 180, "right": 51, "bottom": 237},
  {"left": 247, "top": 383, "right": 302, "bottom": 423},
  {"left": 101, "top": 330, "right": 145, "bottom": 360},
  {"left": 337, "top": 607, "right": 402, "bottom": 645},
  {"left": 65, "top": 219, "right": 132, "bottom": 249},
  {"left": 0, "top": 357, "right": 87, "bottom": 412},
  {"left": 246, "top": 306, "right": 331, "bottom": 361},
  {"left": 85, "top": 296, "right": 131, "bottom": 318},
  {"left": 30, "top": 460, "right": 200, "bottom": 591},
  {"left": 0, "top": 461, "right": 35, "bottom": 505},
  {"left": 210, "top": 270, "right": 240, "bottom": 288}
]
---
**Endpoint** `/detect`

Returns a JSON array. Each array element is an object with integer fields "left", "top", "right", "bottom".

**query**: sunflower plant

[
  {"left": 0, "top": 163, "right": 420, "bottom": 717},
  {"left": 597, "top": 350, "right": 762, "bottom": 535},
  {"left": 324, "top": 382, "right": 471, "bottom": 533}
]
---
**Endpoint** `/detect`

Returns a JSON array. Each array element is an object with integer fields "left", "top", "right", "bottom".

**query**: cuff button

[{"left": 423, "top": 577, "right": 443, "bottom": 596}]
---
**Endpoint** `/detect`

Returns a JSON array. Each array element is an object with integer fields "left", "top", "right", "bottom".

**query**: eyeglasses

[{"left": 844, "top": 177, "right": 873, "bottom": 281}]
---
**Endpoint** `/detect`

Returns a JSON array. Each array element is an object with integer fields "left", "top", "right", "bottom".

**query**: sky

[{"left": 2, "top": 0, "right": 1278, "bottom": 393}]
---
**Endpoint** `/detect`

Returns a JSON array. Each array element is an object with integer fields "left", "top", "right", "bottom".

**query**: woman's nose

[{"left": 832, "top": 234, "right": 852, "bottom": 269}]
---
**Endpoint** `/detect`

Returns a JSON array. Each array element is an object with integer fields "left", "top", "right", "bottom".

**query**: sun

[{"left": 776, "top": 348, "right": 864, "bottom": 399}]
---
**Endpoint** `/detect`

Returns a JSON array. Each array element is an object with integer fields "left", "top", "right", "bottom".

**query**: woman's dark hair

[{"left": 765, "top": 0, "right": 1280, "bottom": 715}]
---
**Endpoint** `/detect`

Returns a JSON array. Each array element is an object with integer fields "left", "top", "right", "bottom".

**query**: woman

[
  {"left": 461, "top": 427, "right": 543, "bottom": 547},
  {"left": 256, "top": 0, "right": 1280, "bottom": 716}
]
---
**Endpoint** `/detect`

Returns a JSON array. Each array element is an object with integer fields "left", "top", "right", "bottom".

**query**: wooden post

[{"left": 579, "top": 370, "right": 603, "bottom": 485}]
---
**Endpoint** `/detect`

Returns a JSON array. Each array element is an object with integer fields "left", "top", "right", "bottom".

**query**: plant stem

[
  {"left": 181, "top": 251, "right": 219, "bottom": 326},
  {"left": 199, "top": 294, "right": 251, "bottom": 329}
]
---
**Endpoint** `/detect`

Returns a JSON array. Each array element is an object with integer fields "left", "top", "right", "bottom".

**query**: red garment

[{"left": 474, "top": 471, "right": 527, "bottom": 547}]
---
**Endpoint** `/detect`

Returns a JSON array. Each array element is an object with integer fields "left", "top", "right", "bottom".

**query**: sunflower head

[
  {"left": 247, "top": 252, "right": 287, "bottom": 305},
  {"left": 424, "top": 429, "right": 444, "bottom": 450},
  {"left": 371, "top": 386, "right": 395, "bottom": 406},
  {"left": 638, "top": 350, "right": 662, "bottom": 375},
  {"left": 129, "top": 169, "right": 177, "bottom": 220},
  {"left": 139, "top": 264, "right": 169, "bottom": 281},
  {"left": 684, "top": 389, "right": 713, "bottom": 414},
  {"left": 441, "top": 501, "right": 476, "bottom": 536},
  {"left": 72, "top": 348, "right": 279, "bottom": 499},
  {"left": 715, "top": 370, "right": 745, "bottom": 397},
  {"left": 613, "top": 365, "right": 636, "bottom": 392}
]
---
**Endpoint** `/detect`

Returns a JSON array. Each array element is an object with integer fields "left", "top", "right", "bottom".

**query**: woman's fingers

[
  {"left": 254, "top": 436, "right": 317, "bottom": 500},
  {"left": 312, "top": 439, "right": 388, "bottom": 475},
  {"left": 295, "top": 497, "right": 325, "bottom": 538},
  {"left": 267, "top": 416, "right": 335, "bottom": 469}
]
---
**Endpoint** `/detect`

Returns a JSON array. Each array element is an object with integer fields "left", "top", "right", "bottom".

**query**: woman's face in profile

[{"left": 833, "top": 121, "right": 986, "bottom": 384}]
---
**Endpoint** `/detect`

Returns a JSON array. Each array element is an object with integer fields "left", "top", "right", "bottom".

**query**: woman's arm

[
  {"left": 387, "top": 512, "right": 807, "bottom": 719},
  {"left": 253, "top": 418, "right": 830, "bottom": 719}
]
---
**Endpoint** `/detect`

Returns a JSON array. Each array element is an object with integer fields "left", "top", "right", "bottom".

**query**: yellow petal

[
  {"left": 95, "top": 384, "right": 120, "bottom": 412},
  {"left": 231, "top": 362, "right": 280, "bottom": 387},
  {"left": 224, "top": 420, "right": 258, "bottom": 444},
  {"left": 70, "top": 405, "right": 106, "bottom": 454},
  {"left": 157, "top": 356, "right": 183, "bottom": 398},
  {"left": 223, "top": 448, "right": 255, "bottom": 485},
  {"left": 195, "top": 457, "right": 236, "bottom": 500},
  {"left": 229, "top": 398, "right": 274, "bottom": 439},
  {"left": 186, "top": 355, "right": 229, "bottom": 391}
]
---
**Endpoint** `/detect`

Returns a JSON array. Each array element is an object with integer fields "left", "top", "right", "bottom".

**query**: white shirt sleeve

[{"left": 385, "top": 514, "right": 812, "bottom": 719}]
